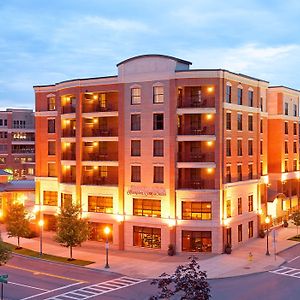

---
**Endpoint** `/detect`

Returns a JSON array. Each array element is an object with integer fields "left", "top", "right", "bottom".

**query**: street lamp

[
  {"left": 265, "top": 216, "right": 270, "bottom": 256},
  {"left": 104, "top": 226, "right": 110, "bottom": 268},
  {"left": 38, "top": 219, "right": 44, "bottom": 256}
]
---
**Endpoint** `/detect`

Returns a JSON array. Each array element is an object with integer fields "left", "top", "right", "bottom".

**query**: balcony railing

[
  {"left": 82, "top": 176, "right": 118, "bottom": 185},
  {"left": 178, "top": 180, "right": 215, "bottom": 190},
  {"left": 82, "top": 152, "right": 118, "bottom": 161},
  {"left": 178, "top": 125, "right": 215, "bottom": 135},
  {"left": 12, "top": 137, "right": 35, "bottom": 142},
  {"left": 62, "top": 129, "right": 76, "bottom": 137},
  {"left": 178, "top": 97, "right": 215, "bottom": 108},
  {"left": 12, "top": 148, "right": 35, "bottom": 154},
  {"left": 178, "top": 152, "right": 214, "bottom": 162},
  {"left": 61, "top": 176, "right": 76, "bottom": 184},
  {"left": 62, "top": 153, "right": 76, "bottom": 160},
  {"left": 82, "top": 128, "right": 118, "bottom": 137},
  {"left": 61, "top": 106, "right": 76, "bottom": 114},
  {"left": 82, "top": 103, "right": 118, "bottom": 113}
]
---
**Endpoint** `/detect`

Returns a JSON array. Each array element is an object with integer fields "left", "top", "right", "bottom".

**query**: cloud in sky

[{"left": 0, "top": 0, "right": 300, "bottom": 109}]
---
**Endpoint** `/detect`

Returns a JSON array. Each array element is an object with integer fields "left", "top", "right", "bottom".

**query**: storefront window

[
  {"left": 43, "top": 191, "right": 58, "bottom": 206},
  {"left": 182, "top": 201, "right": 212, "bottom": 220},
  {"left": 89, "top": 222, "right": 113, "bottom": 242},
  {"left": 133, "top": 199, "right": 161, "bottom": 217},
  {"left": 133, "top": 226, "right": 161, "bottom": 249},
  {"left": 182, "top": 231, "right": 212, "bottom": 252},
  {"left": 88, "top": 196, "right": 113, "bottom": 214}
]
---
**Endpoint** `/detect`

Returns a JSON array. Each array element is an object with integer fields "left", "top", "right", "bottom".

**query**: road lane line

[
  {"left": 9, "top": 281, "right": 49, "bottom": 291},
  {"left": 21, "top": 282, "right": 84, "bottom": 300},
  {"left": 6, "top": 264, "right": 86, "bottom": 283},
  {"left": 288, "top": 256, "right": 300, "bottom": 263}
]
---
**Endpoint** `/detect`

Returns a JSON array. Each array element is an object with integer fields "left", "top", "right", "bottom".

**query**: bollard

[{"left": 248, "top": 252, "right": 253, "bottom": 262}]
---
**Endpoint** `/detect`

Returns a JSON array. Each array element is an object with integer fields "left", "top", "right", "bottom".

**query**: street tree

[
  {"left": 55, "top": 204, "right": 90, "bottom": 260},
  {"left": 292, "top": 211, "right": 300, "bottom": 236},
  {"left": 0, "top": 238, "right": 12, "bottom": 265},
  {"left": 6, "top": 202, "right": 30, "bottom": 249},
  {"left": 150, "top": 256, "right": 211, "bottom": 300}
]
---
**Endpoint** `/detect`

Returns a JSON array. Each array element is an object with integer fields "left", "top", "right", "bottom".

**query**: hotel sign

[{"left": 127, "top": 187, "right": 166, "bottom": 197}]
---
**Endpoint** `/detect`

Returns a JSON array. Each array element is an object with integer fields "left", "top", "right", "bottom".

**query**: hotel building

[
  {"left": 0, "top": 109, "right": 35, "bottom": 179},
  {"left": 34, "top": 54, "right": 299, "bottom": 253}
]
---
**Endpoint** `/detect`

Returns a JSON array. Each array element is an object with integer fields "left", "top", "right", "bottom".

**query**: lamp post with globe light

[
  {"left": 265, "top": 216, "right": 270, "bottom": 256},
  {"left": 104, "top": 226, "right": 110, "bottom": 268},
  {"left": 38, "top": 219, "right": 44, "bottom": 256}
]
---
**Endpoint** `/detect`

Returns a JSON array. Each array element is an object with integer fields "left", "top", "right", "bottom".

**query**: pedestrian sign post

[{"left": 0, "top": 274, "right": 8, "bottom": 300}]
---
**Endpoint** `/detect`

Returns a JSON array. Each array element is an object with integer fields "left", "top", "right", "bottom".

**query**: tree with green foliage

[
  {"left": 55, "top": 204, "right": 90, "bottom": 260},
  {"left": 150, "top": 256, "right": 211, "bottom": 300},
  {"left": 0, "top": 238, "right": 12, "bottom": 265},
  {"left": 292, "top": 211, "right": 300, "bottom": 236},
  {"left": 6, "top": 203, "right": 30, "bottom": 249}
]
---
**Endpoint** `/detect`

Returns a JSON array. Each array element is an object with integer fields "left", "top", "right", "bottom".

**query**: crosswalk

[
  {"left": 269, "top": 266, "right": 300, "bottom": 279},
  {"left": 46, "top": 276, "right": 146, "bottom": 300}
]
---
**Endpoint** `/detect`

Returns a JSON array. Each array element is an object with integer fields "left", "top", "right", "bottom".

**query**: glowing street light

[
  {"left": 38, "top": 219, "right": 44, "bottom": 256},
  {"left": 265, "top": 216, "right": 270, "bottom": 256},
  {"left": 104, "top": 226, "right": 111, "bottom": 268}
]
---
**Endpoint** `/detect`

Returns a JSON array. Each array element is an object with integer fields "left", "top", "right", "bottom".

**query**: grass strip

[{"left": 2, "top": 242, "right": 94, "bottom": 266}]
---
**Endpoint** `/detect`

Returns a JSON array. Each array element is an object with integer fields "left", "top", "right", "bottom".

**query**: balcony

[
  {"left": 62, "top": 152, "right": 76, "bottom": 160},
  {"left": 82, "top": 176, "right": 118, "bottom": 185},
  {"left": 61, "top": 176, "right": 76, "bottom": 184},
  {"left": 178, "top": 96, "right": 215, "bottom": 108},
  {"left": 82, "top": 166, "right": 118, "bottom": 186},
  {"left": 178, "top": 152, "right": 214, "bottom": 162},
  {"left": 62, "top": 129, "right": 76, "bottom": 138},
  {"left": 61, "top": 106, "right": 76, "bottom": 114},
  {"left": 82, "top": 152, "right": 118, "bottom": 161},
  {"left": 82, "top": 93, "right": 118, "bottom": 113},
  {"left": 178, "top": 179, "right": 215, "bottom": 190},
  {"left": 178, "top": 125, "right": 215, "bottom": 135},
  {"left": 82, "top": 127, "right": 118, "bottom": 137}
]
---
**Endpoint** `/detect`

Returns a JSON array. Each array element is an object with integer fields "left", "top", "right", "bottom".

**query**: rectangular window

[
  {"left": 238, "top": 224, "right": 243, "bottom": 242},
  {"left": 191, "top": 87, "right": 201, "bottom": 104},
  {"left": 226, "top": 165, "right": 231, "bottom": 183},
  {"left": 285, "top": 122, "right": 288, "bottom": 134},
  {"left": 260, "top": 140, "right": 263, "bottom": 155},
  {"left": 238, "top": 197, "right": 242, "bottom": 215},
  {"left": 48, "top": 163, "right": 56, "bottom": 177},
  {"left": 182, "top": 231, "right": 212, "bottom": 252},
  {"left": 285, "top": 160, "right": 288, "bottom": 172},
  {"left": 226, "top": 199, "right": 231, "bottom": 218},
  {"left": 226, "top": 139, "right": 231, "bottom": 156},
  {"left": 43, "top": 191, "right": 58, "bottom": 206},
  {"left": 153, "top": 166, "right": 164, "bottom": 183},
  {"left": 260, "top": 161, "right": 263, "bottom": 175},
  {"left": 131, "top": 114, "right": 141, "bottom": 131},
  {"left": 153, "top": 113, "right": 164, "bottom": 130},
  {"left": 285, "top": 141, "right": 288, "bottom": 154},
  {"left": 153, "top": 140, "right": 164, "bottom": 157},
  {"left": 182, "top": 202, "right": 212, "bottom": 220},
  {"left": 294, "top": 123, "right": 297, "bottom": 135},
  {"left": 237, "top": 165, "right": 242, "bottom": 181},
  {"left": 248, "top": 164, "right": 253, "bottom": 180},
  {"left": 61, "top": 193, "right": 72, "bottom": 208},
  {"left": 294, "top": 141, "right": 297, "bottom": 154},
  {"left": 285, "top": 103, "right": 288, "bottom": 115},
  {"left": 248, "top": 195, "right": 253, "bottom": 212},
  {"left": 293, "top": 104, "right": 297, "bottom": 117},
  {"left": 131, "top": 165, "right": 141, "bottom": 182},
  {"left": 131, "top": 87, "right": 141, "bottom": 104},
  {"left": 260, "top": 119, "right": 263, "bottom": 133},
  {"left": 88, "top": 196, "right": 113, "bottom": 214},
  {"left": 48, "top": 97, "right": 56, "bottom": 111},
  {"left": 237, "top": 114, "right": 243, "bottom": 130},
  {"left": 293, "top": 159, "right": 298, "bottom": 171},
  {"left": 131, "top": 140, "right": 141, "bottom": 156},
  {"left": 237, "top": 140, "right": 242, "bottom": 156},
  {"left": 226, "top": 85, "right": 231, "bottom": 103},
  {"left": 48, "top": 119, "right": 55, "bottom": 133},
  {"left": 133, "top": 199, "right": 161, "bottom": 217},
  {"left": 248, "top": 140, "right": 253, "bottom": 156},
  {"left": 48, "top": 141, "right": 56, "bottom": 155},
  {"left": 238, "top": 88, "right": 243, "bottom": 105},
  {"left": 153, "top": 86, "right": 164, "bottom": 104},
  {"left": 133, "top": 226, "right": 161, "bottom": 249},
  {"left": 248, "top": 221, "right": 254, "bottom": 238},
  {"left": 248, "top": 115, "right": 253, "bottom": 131},
  {"left": 226, "top": 112, "right": 231, "bottom": 130},
  {"left": 248, "top": 90, "right": 253, "bottom": 107}
]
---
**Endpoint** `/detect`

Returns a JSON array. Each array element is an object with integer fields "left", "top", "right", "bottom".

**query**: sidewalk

[{"left": 1, "top": 224, "right": 299, "bottom": 279}]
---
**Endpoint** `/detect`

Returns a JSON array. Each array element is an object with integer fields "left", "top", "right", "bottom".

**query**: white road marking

[
  {"left": 21, "top": 282, "right": 84, "bottom": 300},
  {"left": 9, "top": 281, "right": 49, "bottom": 291},
  {"left": 45, "top": 276, "right": 146, "bottom": 300},
  {"left": 288, "top": 256, "right": 300, "bottom": 263},
  {"left": 270, "top": 266, "right": 300, "bottom": 279}
]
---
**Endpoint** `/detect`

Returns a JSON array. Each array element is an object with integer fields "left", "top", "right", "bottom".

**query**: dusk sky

[{"left": 1, "top": 0, "right": 300, "bottom": 110}]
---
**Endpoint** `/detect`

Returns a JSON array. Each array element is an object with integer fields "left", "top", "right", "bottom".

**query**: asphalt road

[{"left": 1, "top": 244, "right": 300, "bottom": 299}]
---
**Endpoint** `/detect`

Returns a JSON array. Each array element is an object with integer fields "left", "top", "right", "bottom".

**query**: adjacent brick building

[{"left": 34, "top": 54, "right": 300, "bottom": 253}]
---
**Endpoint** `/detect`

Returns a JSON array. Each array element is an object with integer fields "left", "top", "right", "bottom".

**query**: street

[{"left": 1, "top": 244, "right": 300, "bottom": 299}]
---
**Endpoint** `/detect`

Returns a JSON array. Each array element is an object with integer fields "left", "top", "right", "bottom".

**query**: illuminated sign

[{"left": 127, "top": 187, "right": 166, "bottom": 197}]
